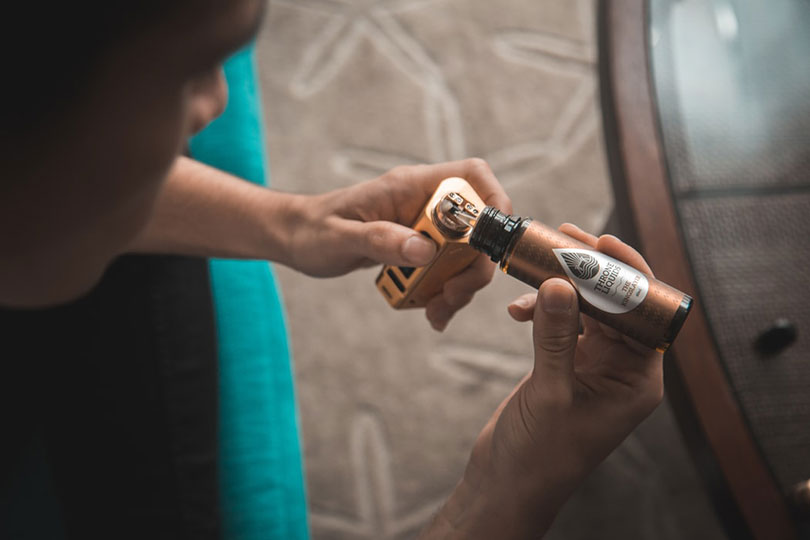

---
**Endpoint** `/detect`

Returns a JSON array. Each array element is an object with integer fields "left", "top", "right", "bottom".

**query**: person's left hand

[
  {"left": 281, "top": 159, "right": 511, "bottom": 331},
  {"left": 420, "top": 226, "right": 664, "bottom": 538}
]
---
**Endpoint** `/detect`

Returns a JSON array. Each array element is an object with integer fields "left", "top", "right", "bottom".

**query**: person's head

[{"left": 0, "top": 1, "right": 264, "bottom": 307}]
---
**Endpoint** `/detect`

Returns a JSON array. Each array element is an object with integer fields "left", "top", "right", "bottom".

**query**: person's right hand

[
  {"left": 280, "top": 158, "right": 511, "bottom": 331},
  {"left": 421, "top": 224, "right": 664, "bottom": 539}
]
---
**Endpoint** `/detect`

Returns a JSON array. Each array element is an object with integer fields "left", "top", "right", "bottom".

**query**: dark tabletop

[{"left": 648, "top": 0, "right": 810, "bottom": 535}]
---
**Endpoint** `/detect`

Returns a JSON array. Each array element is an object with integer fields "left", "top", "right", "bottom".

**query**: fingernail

[
  {"left": 512, "top": 296, "right": 532, "bottom": 309},
  {"left": 430, "top": 314, "right": 449, "bottom": 332},
  {"left": 564, "top": 222, "right": 584, "bottom": 233},
  {"left": 427, "top": 303, "right": 451, "bottom": 331},
  {"left": 403, "top": 235, "right": 436, "bottom": 265},
  {"left": 541, "top": 281, "right": 574, "bottom": 313}
]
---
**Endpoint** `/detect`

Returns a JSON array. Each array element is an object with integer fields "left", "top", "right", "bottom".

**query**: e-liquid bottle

[{"left": 468, "top": 206, "right": 692, "bottom": 351}]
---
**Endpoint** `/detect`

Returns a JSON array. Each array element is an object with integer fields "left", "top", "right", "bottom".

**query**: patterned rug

[{"left": 256, "top": 1, "right": 726, "bottom": 538}]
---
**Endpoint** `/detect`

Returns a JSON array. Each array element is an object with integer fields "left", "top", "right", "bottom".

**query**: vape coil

[{"left": 433, "top": 193, "right": 479, "bottom": 236}]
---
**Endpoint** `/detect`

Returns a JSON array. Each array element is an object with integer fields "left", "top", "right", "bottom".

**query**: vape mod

[
  {"left": 376, "top": 178, "right": 693, "bottom": 351},
  {"left": 375, "top": 177, "right": 485, "bottom": 308}
]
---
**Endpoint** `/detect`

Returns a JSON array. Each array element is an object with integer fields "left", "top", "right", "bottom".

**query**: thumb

[
  {"left": 532, "top": 278, "right": 579, "bottom": 393},
  {"left": 339, "top": 220, "right": 437, "bottom": 267}
]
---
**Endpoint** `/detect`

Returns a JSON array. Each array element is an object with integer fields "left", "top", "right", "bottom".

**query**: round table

[{"left": 599, "top": 0, "right": 810, "bottom": 538}]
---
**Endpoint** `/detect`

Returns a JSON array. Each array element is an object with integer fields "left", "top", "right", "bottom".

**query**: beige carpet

[{"left": 256, "top": 1, "right": 725, "bottom": 538}]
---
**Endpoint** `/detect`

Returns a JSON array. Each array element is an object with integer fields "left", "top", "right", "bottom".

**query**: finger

[
  {"left": 441, "top": 255, "right": 495, "bottom": 307},
  {"left": 507, "top": 293, "right": 536, "bottom": 322},
  {"left": 590, "top": 235, "right": 658, "bottom": 350},
  {"left": 558, "top": 222, "right": 599, "bottom": 248},
  {"left": 337, "top": 219, "right": 437, "bottom": 267},
  {"left": 381, "top": 159, "right": 511, "bottom": 229},
  {"left": 531, "top": 278, "right": 579, "bottom": 394},
  {"left": 425, "top": 294, "right": 455, "bottom": 332},
  {"left": 596, "top": 234, "right": 654, "bottom": 277},
  {"left": 581, "top": 315, "right": 623, "bottom": 341},
  {"left": 425, "top": 288, "right": 476, "bottom": 332},
  {"left": 426, "top": 254, "right": 496, "bottom": 330},
  {"left": 411, "top": 158, "right": 512, "bottom": 214}
]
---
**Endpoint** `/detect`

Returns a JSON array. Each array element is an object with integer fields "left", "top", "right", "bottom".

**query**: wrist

[
  {"left": 424, "top": 422, "right": 591, "bottom": 540},
  {"left": 422, "top": 463, "right": 562, "bottom": 539},
  {"left": 257, "top": 190, "right": 311, "bottom": 268}
]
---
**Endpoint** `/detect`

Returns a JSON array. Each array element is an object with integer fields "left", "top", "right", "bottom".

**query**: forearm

[{"left": 128, "top": 156, "right": 304, "bottom": 263}]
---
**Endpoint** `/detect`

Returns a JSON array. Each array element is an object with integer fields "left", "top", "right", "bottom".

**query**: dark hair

[{"left": 2, "top": 3, "right": 170, "bottom": 135}]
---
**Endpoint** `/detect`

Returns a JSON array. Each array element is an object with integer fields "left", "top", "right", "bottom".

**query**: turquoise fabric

[{"left": 190, "top": 46, "right": 310, "bottom": 540}]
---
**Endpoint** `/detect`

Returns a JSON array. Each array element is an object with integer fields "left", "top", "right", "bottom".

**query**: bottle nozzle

[{"left": 469, "top": 207, "right": 525, "bottom": 262}]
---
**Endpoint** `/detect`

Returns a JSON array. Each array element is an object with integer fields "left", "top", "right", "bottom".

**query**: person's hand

[
  {"left": 282, "top": 159, "right": 511, "bottom": 331},
  {"left": 422, "top": 224, "right": 663, "bottom": 539}
]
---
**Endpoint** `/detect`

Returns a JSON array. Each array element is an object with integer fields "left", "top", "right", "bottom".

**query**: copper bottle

[{"left": 469, "top": 207, "right": 692, "bottom": 351}]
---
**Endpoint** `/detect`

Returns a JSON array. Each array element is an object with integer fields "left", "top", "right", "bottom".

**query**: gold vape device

[{"left": 375, "top": 177, "right": 485, "bottom": 308}]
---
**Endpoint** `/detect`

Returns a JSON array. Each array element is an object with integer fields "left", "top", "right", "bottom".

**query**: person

[{"left": 0, "top": 1, "right": 664, "bottom": 538}]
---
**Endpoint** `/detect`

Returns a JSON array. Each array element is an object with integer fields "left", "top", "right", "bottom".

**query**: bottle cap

[{"left": 470, "top": 207, "right": 523, "bottom": 262}]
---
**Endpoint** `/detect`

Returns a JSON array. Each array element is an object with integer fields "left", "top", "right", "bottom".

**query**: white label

[{"left": 552, "top": 248, "right": 648, "bottom": 314}]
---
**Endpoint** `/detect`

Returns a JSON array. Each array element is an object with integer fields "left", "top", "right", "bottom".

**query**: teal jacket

[{"left": 191, "top": 45, "right": 310, "bottom": 540}]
